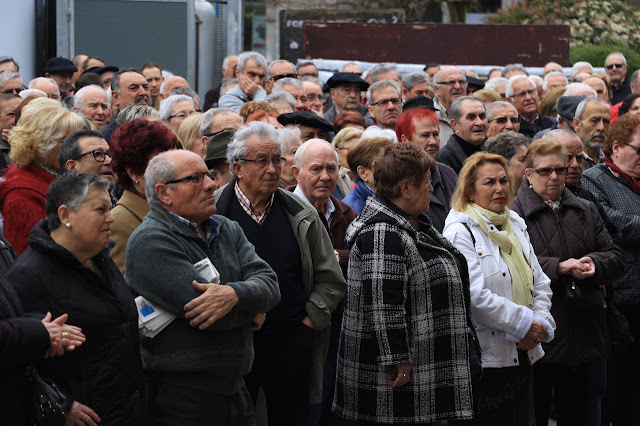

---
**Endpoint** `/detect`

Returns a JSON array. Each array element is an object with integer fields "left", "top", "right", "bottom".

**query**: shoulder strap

[
  {"left": 534, "top": 218, "right": 554, "bottom": 257},
  {"left": 462, "top": 222, "right": 476, "bottom": 247}
]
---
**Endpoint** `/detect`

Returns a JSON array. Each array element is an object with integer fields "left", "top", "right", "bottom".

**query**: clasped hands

[
  {"left": 516, "top": 320, "right": 547, "bottom": 351},
  {"left": 558, "top": 256, "right": 595, "bottom": 280},
  {"left": 41, "top": 312, "right": 85, "bottom": 358}
]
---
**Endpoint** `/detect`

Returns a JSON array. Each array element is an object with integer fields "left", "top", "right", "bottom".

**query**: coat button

[
  {"left": 503, "top": 273, "right": 506, "bottom": 277},
  {"left": 491, "top": 331, "right": 495, "bottom": 335},
  {"left": 514, "top": 358, "right": 518, "bottom": 363},
  {"left": 316, "top": 300, "right": 323, "bottom": 306},
  {"left": 478, "top": 251, "right": 482, "bottom": 255}
]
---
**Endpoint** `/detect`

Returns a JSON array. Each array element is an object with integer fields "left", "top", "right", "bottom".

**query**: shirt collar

[
  {"left": 167, "top": 210, "right": 219, "bottom": 246},
  {"left": 293, "top": 185, "right": 335, "bottom": 224},
  {"left": 234, "top": 181, "right": 275, "bottom": 224}
]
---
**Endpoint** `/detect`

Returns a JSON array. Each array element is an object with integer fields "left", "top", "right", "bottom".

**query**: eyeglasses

[
  {"left": 0, "top": 88, "right": 22, "bottom": 95},
  {"left": 489, "top": 116, "right": 521, "bottom": 125},
  {"left": 527, "top": 166, "right": 568, "bottom": 177},
  {"left": 305, "top": 94, "right": 323, "bottom": 102},
  {"left": 370, "top": 97, "right": 402, "bottom": 107},
  {"left": 164, "top": 170, "right": 217, "bottom": 185},
  {"left": 241, "top": 157, "right": 286, "bottom": 168},
  {"left": 437, "top": 79, "right": 467, "bottom": 87},
  {"left": 511, "top": 88, "right": 537, "bottom": 99},
  {"left": 271, "top": 73, "right": 298, "bottom": 81},
  {"left": 606, "top": 63, "right": 625, "bottom": 70},
  {"left": 620, "top": 142, "right": 640, "bottom": 155},
  {"left": 72, "top": 149, "right": 110, "bottom": 162},
  {"left": 168, "top": 112, "right": 196, "bottom": 121}
]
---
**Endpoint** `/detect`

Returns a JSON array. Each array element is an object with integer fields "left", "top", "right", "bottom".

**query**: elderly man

[
  {"left": 367, "top": 80, "right": 402, "bottom": 130},
  {"left": 502, "top": 63, "right": 528, "bottom": 79},
  {"left": 572, "top": 97, "right": 611, "bottom": 169},
  {"left": 125, "top": 149, "right": 279, "bottom": 426},
  {"left": 0, "top": 56, "right": 19, "bottom": 73},
  {"left": 43, "top": 57, "right": 77, "bottom": 109},
  {"left": 219, "top": 51, "right": 268, "bottom": 112},
  {"left": 542, "top": 71, "right": 569, "bottom": 96},
  {"left": 507, "top": 75, "right": 555, "bottom": 139},
  {"left": 583, "top": 77, "right": 608, "bottom": 101},
  {"left": 28, "top": 77, "right": 61, "bottom": 100},
  {"left": 272, "top": 78, "right": 307, "bottom": 111},
  {"left": 0, "top": 93, "right": 21, "bottom": 169},
  {"left": 100, "top": 67, "right": 150, "bottom": 142},
  {"left": 297, "top": 62, "right": 319, "bottom": 79},
  {"left": 605, "top": 52, "right": 631, "bottom": 104},
  {"left": 402, "top": 71, "right": 431, "bottom": 100},
  {"left": 341, "top": 62, "right": 362, "bottom": 75},
  {"left": 324, "top": 72, "right": 370, "bottom": 125},
  {"left": 214, "top": 122, "right": 346, "bottom": 426},
  {"left": 140, "top": 62, "right": 164, "bottom": 109},
  {"left": 368, "top": 62, "right": 401, "bottom": 83},
  {"left": 436, "top": 96, "right": 488, "bottom": 174},
  {"left": 73, "top": 85, "right": 111, "bottom": 129},
  {"left": 265, "top": 60, "right": 297, "bottom": 94},
  {"left": 290, "top": 138, "right": 357, "bottom": 423},
  {"left": 0, "top": 71, "right": 23, "bottom": 96},
  {"left": 486, "top": 101, "right": 521, "bottom": 137},
  {"left": 159, "top": 94, "right": 196, "bottom": 133},
  {"left": 203, "top": 55, "right": 238, "bottom": 111},
  {"left": 533, "top": 95, "right": 587, "bottom": 140},
  {"left": 302, "top": 77, "right": 324, "bottom": 118},
  {"left": 485, "top": 77, "right": 508, "bottom": 99},
  {"left": 277, "top": 111, "right": 334, "bottom": 142},
  {"left": 58, "top": 129, "right": 115, "bottom": 190},
  {"left": 543, "top": 62, "right": 564, "bottom": 76},
  {"left": 200, "top": 108, "right": 244, "bottom": 185},
  {"left": 433, "top": 65, "right": 467, "bottom": 144},
  {"left": 159, "top": 76, "right": 189, "bottom": 102}
]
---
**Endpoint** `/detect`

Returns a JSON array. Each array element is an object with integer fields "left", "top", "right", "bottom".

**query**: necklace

[{"left": 34, "top": 163, "right": 61, "bottom": 178}]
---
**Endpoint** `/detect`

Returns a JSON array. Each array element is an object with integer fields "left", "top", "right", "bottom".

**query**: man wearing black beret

[
  {"left": 278, "top": 111, "right": 334, "bottom": 142},
  {"left": 44, "top": 57, "right": 78, "bottom": 110},
  {"left": 324, "top": 72, "right": 370, "bottom": 126}
]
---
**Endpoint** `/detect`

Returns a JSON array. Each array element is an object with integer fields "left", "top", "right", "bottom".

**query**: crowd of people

[{"left": 0, "top": 48, "right": 638, "bottom": 426}]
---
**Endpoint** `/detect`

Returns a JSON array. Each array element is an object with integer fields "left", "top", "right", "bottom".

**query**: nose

[
  {"left": 105, "top": 211, "right": 115, "bottom": 224},
  {"left": 427, "top": 181, "right": 434, "bottom": 194},
  {"left": 505, "top": 119, "right": 514, "bottom": 130}
]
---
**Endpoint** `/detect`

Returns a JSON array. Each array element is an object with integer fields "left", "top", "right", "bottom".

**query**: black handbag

[{"left": 25, "top": 365, "right": 71, "bottom": 426}]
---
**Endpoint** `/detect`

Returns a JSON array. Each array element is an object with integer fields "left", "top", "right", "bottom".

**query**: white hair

[
  {"left": 360, "top": 126, "right": 398, "bottom": 142},
  {"left": 74, "top": 84, "right": 110, "bottom": 110},
  {"left": 542, "top": 71, "right": 568, "bottom": 91},
  {"left": 159, "top": 95, "right": 194, "bottom": 120}
]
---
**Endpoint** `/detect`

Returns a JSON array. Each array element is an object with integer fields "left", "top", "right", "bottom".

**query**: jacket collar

[{"left": 515, "top": 184, "right": 586, "bottom": 217}]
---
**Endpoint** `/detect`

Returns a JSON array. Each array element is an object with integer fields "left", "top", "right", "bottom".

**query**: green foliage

[
  {"left": 570, "top": 44, "right": 640, "bottom": 75},
  {"left": 488, "top": 0, "right": 640, "bottom": 51}
]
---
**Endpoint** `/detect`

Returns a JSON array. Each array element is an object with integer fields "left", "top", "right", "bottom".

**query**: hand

[
  {"left": 251, "top": 313, "right": 266, "bottom": 331},
  {"left": 237, "top": 73, "right": 263, "bottom": 97},
  {"left": 65, "top": 401, "right": 100, "bottom": 425},
  {"left": 1, "top": 128, "right": 10, "bottom": 141},
  {"left": 524, "top": 320, "right": 546, "bottom": 344},
  {"left": 184, "top": 281, "right": 238, "bottom": 330},
  {"left": 42, "top": 313, "right": 86, "bottom": 358},
  {"left": 302, "top": 315, "right": 315, "bottom": 330},
  {"left": 558, "top": 258, "right": 594, "bottom": 279},
  {"left": 577, "top": 256, "right": 596, "bottom": 279},
  {"left": 390, "top": 363, "right": 411, "bottom": 388},
  {"left": 516, "top": 336, "right": 538, "bottom": 351}
]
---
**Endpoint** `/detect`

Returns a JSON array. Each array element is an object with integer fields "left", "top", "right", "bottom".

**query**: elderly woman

[
  {"left": 8, "top": 172, "right": 143, "bottom": 426},
  {"left": 334, "top": 143, "right": 475, "bottom": 425},
  {"left": 278, "top": 126, "right": 302, "bottom": 188},
  {"left": 342, "top": 137, "right": 395, "bottom": 214},
  {"left": 582, "top": 113, "right": 640, "bottom": 425},
  {"left": 332, "top": 127, "right": 363, "bottom": 187},
  {"left": 443, "top": 152, "right": 554, "bottom": 425},
  {"left": 484, "top": 131, "right": 529, "bottom": 191},
  {"left": 176, "top": 113, "right": 206, "bottom": 158},
  {"left": 617, "top": 93, "right": 640, "bottom": 118},
  {"left": 396, "top": 107, "right": 458, "bottom": 232},
  {"left": 512, "top": 139, "right": 623, "bottom": 426},
  {"left": 0, "top": 97, "right": 85, "bottom": 254},
  {"left": 159, "top": 94, "right": 196, "bottom": 133},
  {"left": 110, "top": 119, "right": 178, "bottom": 274}
]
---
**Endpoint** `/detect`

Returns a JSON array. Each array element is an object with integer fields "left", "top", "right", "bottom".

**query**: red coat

[{"left": 0, "top": 164, "right": 56, "bottom": 254}]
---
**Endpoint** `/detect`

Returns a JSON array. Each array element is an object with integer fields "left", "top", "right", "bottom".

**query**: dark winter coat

[
  {"left": 8, "top": 220, "right": 144, "bottom": 425},
  {"left": 512, "top": 185, "right": 623, "bottom": 366}
]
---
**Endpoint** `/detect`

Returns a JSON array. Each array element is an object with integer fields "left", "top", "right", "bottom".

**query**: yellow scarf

[{"left": 463, "top": 204, "right": 534, "bottom": 307}]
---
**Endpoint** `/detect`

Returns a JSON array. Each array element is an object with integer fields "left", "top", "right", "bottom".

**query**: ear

[
  {"left": 125, "top": 166, "right": 138, "bottom": 183},
  {"left": 611, "top": 139, "right": 622, "bottom": 157},
  {"left": 400, "top": 134, "right": 410, "bottom": 143},
  {"left": 155, "top": 183, "right": 172, "bottom": 205},
  {"left": 402, "top": 87, "right": 409, "bottom": 100},
  {"left": 524, "top": 167, "right": 533, "bottom": 181},
  {"left": 399, "top": 179, "right": 411, "bottom": 199},
  {"left": 201, "top": 136, "right": 209, "bottom": 149},
  {"left": 232, "top": 161, "right": 244, "bottom": 180},
  {"left": 356, "top": 165, "right": 368, "bottom": 182},
  {"left": 65, "top": 159, "right": 78, "bottom": 172},
  {"left": 367, "top": 105, "right": 375, "bottom": 120},
  {"left": 450, "top": 119, "right": 459, "bottom": 134},
  {"left": 57, "top": 204, "right": 71, "bottom": 226},
  {"left": 631, "top": 81, "right": 636, "bottom": 93},
  {"left": 329, "top": 88, "right": 336, "bottom": 100},
  {"left": 572, "top": 117, "right": 580, "bottom": 132},
  {"left": 292, "top": 165, "right": 301, "bottom": 183},
  {"left": 235, "top": 67, "right": 241, "bottom": 78},
  {"left": 112, "top": 90, "right": 121, "bottom": 107}
]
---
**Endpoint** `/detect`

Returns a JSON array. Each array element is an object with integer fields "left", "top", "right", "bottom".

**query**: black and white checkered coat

[
  {"left": 333, "top": 196, "right": 474, "bottom": 423},
  {"left": 582, "top": 164, "right": 640, "bottom": 304}
]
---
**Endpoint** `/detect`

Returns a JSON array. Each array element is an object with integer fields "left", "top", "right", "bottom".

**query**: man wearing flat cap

[
  {"left": 532, "top": 95, "right": 586, "bottom": 140},
  {"left": 44, "top": 57, "right": 78, "bottom": 110},
  {"left": 324, "top": 72, "right": 370, "bottom": 126},
  {"left": 205, "top": 129, "right": 235, "bottom": 188},
  {"left": 83, "top": 66, "right": 119, "bottom": 91},
  {"left": 402, "top": 95, "right": 438, "bottom": 113},
  {"left": 278, "top": 111, "right": 334, "bottom": 142}
]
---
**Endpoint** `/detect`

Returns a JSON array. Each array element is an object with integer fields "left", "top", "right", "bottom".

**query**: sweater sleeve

[
  {"left": 0, "top": 317, "right": 50, "bottom": 364},
  {"left": 2, "top": 191, "right": 46, "bottom": 255}
]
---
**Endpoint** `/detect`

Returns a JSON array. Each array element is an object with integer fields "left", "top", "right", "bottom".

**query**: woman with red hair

[
  {"left": 109, "top": 119, "right": 178, "bottom": 274},
  {"left": 395, "top": 107, "right": 457, "bottom": 232}
]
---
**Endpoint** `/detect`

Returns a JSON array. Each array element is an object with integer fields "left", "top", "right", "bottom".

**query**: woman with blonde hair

[
  {"left": 0, "top": 97, "right": 85, "bottom": 253},
  {"left": 331, "top": 127, "right": 363, "bottom": 191},
  {"left": 443, "top": 152, "right": 555, "bottom": 425},
  {"left": 176, "top": 113, "right": 206, "bottom": 158}
]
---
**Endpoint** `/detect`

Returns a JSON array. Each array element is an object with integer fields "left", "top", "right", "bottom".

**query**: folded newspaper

[{"left": 135, "top": 257, "right": 221, "bottom": 338}]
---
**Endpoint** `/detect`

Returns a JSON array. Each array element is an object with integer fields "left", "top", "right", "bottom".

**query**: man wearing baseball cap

[{"left": 44, "top": 57, "right": 78, "bottom": 110}]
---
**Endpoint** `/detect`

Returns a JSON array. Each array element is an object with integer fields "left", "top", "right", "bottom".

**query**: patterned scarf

[{"left": 463, "top": 203, "right": 534, "bottom": 307}]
